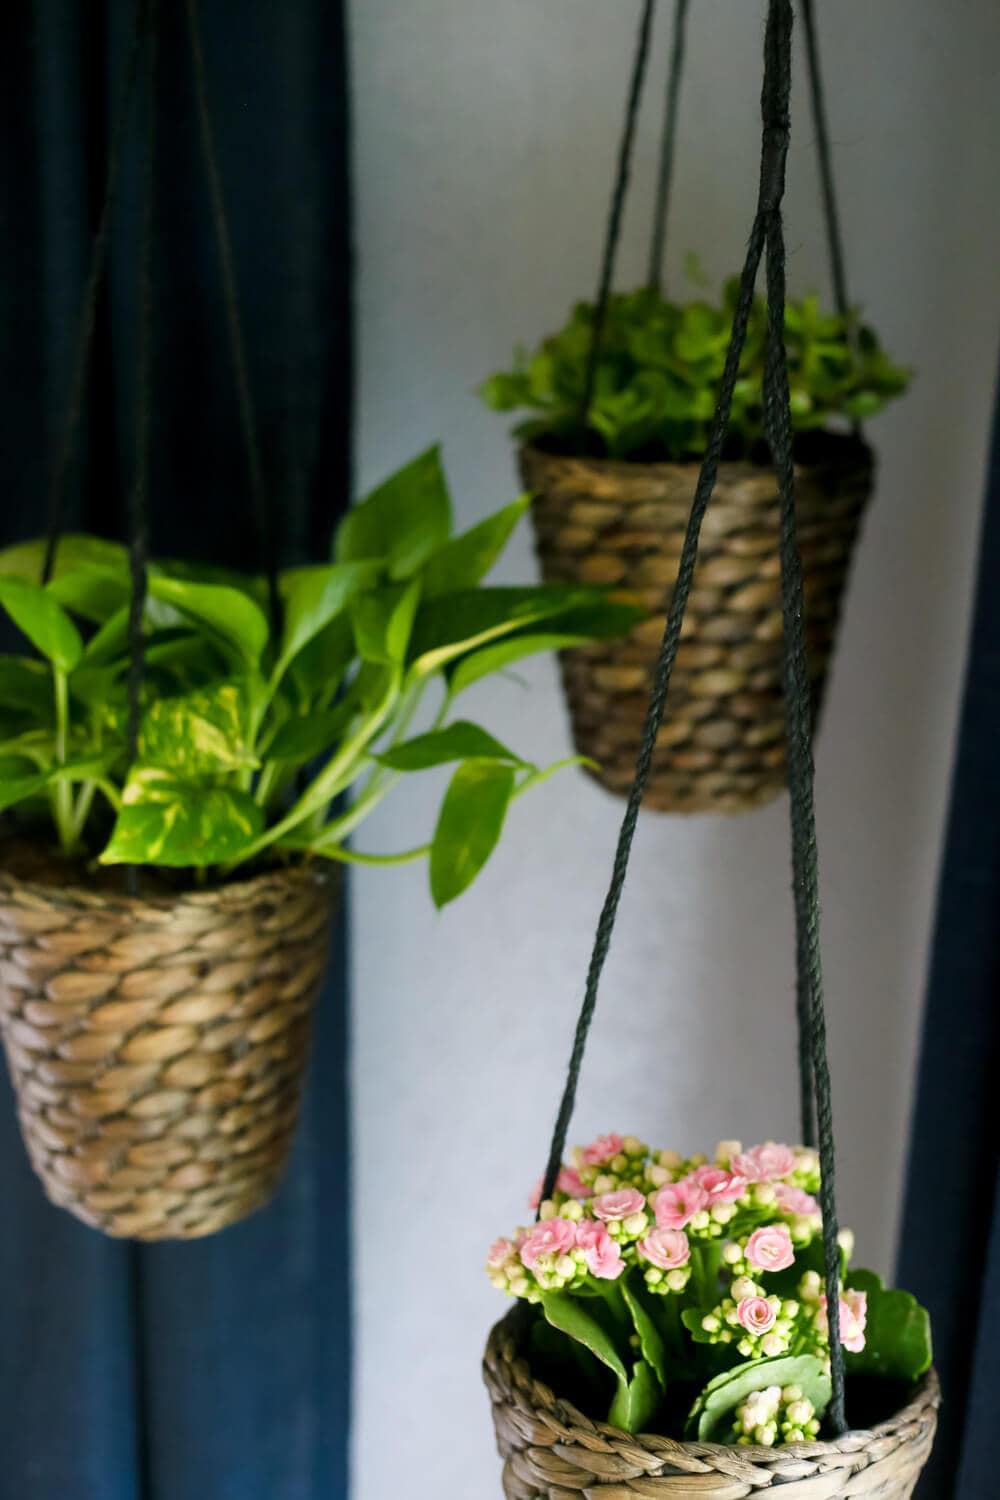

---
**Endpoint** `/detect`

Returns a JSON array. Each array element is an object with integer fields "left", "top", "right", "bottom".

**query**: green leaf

[
  {"left": 288, "top": 613, "right": 356, "bottom": 707},
  {"left": 447, "top": 603, "right": 642, "bottom": 695},
  {"left": 0, "top": 657, "right": 53, "bottom": 717},
  {"left": 336, "top": 447, "right": 452, "bottom": 580},
  {"left": 608, "top": 1359, "right": 661, "bottom": 1434},
  {"left": 374, "top": 721, "right": 526, "bottom": 772},
  {"left": 138, "top": 683, "right": 256, "bottom": 774},
  {"left": 276, "top": 561, "right": 382, "bottom": 678},
  {"left": 419, "top": 496, "right": 530, "bottom": 598},
  {"left": 47, "top": 567, "right": 131, "bottom": 624},
  {"left": 619, "top": 1274, "right": 668, "bottom": 1389},
  {"left": 147, "top": 577, "right": 269, "bottom": 665},
  {"left": 844, "top": 1271, "right": 932, "bottom": 1382},
  {"left": 514, "top": 755, "right": 594, "bottom": 798},
  {"left": 429, "top": 760, "right": 516, "bottom": 907},
  {"left": 0, "top": 753, "right": 119, "bottom": 815},
  {"left": 409, "top": 586, "right": 614, "bottom": 678},
  {"left": 538, "top": 1292, "right": 628, "bottom": 1383},
  {"left": 687, "top": 1355, "right": 832, "bottom": 1443},
  {"left": 0, "top": 577, "right": 83, "bottom": 671},
  {"left": 100, "top": 769, "right": 264, "bottom": 867},
  {"left": 352, "top": 581, "right": 421, "bottom": 665},
  {"left": 0, "top": 534, "right": 128, "bottom": 583}
]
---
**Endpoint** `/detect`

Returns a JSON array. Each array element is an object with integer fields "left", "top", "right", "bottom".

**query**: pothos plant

[
  {"left": 0, "top": 449, "right": 640, "bottom": 904},
  {"left": 487, "top": 1135, "right": 932, "bottom": 1442},
  {"left": 479, "top": 273, "right": 911, "bottom": 462}
]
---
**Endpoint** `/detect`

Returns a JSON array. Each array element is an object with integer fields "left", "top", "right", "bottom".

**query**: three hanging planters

[{"left": 0, "top": 461, "right": 636, "bottom": 1239}]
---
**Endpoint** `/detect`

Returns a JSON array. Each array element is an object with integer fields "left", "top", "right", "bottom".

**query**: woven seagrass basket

[
  {"left": 522, "top": 436, "right": 874, "bottom": 814},
  {"left": 0, "top": 845, "right": 336, "bottom": 1240},
  {"left": 484, "top": 1311, "right": 939, "bottom": 1500}
]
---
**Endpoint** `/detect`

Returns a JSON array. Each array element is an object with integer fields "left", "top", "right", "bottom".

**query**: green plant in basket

[
  {"left": 487, "top": 1135, "right": 932, "bottom": 1441},
  {"left": 0, "top": 448, "right": 640, "bottom": 904},
  {"left": 479, "top": 275, "right": 911, "bottom": 462}
]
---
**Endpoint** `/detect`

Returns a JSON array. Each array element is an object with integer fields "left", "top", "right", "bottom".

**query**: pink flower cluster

[{"left": 521, "top": 1214, "right": 625, "bottom": 1280}]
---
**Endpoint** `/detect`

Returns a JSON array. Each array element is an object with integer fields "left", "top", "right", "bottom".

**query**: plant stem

[
  {"left": 70, "top": 780, "right": 97, "bottom": 843},
  {"left": 52, "top": 670, "right": 75, "bottom": 855}
]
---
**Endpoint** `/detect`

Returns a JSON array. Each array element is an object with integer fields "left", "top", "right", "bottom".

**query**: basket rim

[
  {"left": 519, "top": 429, "right": 874, "bottom": 484},
  {"left": 0, "top": 839, "right": 336, "bottom": 916},
  {"left": 485, "top": 1308, "right": 940, "bottom": 1462}
]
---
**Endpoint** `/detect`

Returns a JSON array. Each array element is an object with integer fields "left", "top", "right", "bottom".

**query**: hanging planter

[
  {"left": 479, "top": 0, "right": 910, "bottom": 815},
  {"left": 482, "top": 1136, "right": 938, "bottom": 1499},
  {"left": 481, "top": 0, "right": 937, "bottom": 1489},
  {"left": 0, "top": 457, "right": 636, "bottom": 1239},
  {"left": 520, "top": 427, "right": 875, "bottom": 811}
]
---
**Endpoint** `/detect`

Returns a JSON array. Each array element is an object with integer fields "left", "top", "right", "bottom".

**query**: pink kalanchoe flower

[
  {"left": 774, "top": 1183, "right": 820, "bottom": 1218},
  {"left": 592, "top": 1188, "right": 647, "bottom": 1222},
  {"left": 575, "top": 1220, "right": 625, "bottom": 1280},
  {"left": 818, "top": 1288, "right": 867, "bottom": 1353},
  {"left": 487, "top": 1238, "right": 515, "bottom": 1269},
  {"left": 693, "top": 1164, "right": 749, "bottom": 1204},
  {"left": 745, "top": 1224, "right": 796, "bottom": 1273},
  {"left": 736, "top": 1296, "right": 778, "bottom": 1336},
  {"left": 519, "top": 1219, "right": 577, "bottom": 1271},
  {"left": 582, "top": 1133, "right": 625, "bottom": 1167},
  {"left": 637, "top": 1227, "right": 690, "bottom": 1271},
  {"left": 733, "top": 1143, "right": 797, "bottom": 1183},
  {"left": 654, "top": 1176, "right": 709, "bottom": 1229},
  {"left": 529, "top": 1166, "right": 590, "bottom": 1210}
]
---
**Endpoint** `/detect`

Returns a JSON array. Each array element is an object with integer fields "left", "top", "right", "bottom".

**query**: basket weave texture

[
  {"left": 522, "top": 439, "right": 873, "bottom": 814},
  {"left": 0, "top": 848, "right": 335, "bottom": 1240},
  {"left": 484, "top": 1313, "right": 939, "bottom": 1500}
]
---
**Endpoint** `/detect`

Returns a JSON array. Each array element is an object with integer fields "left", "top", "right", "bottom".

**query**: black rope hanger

[{"left": 541, "top": 0, "right": 850, "bottom": 1434}]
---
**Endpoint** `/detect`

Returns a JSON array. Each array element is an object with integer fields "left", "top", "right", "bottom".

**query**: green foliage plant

[{"left": 0, "top": 449, "right": 640, "bottom": 905}]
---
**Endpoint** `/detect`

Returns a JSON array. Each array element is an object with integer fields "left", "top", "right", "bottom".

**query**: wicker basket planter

[
  {"left": 484, "top": 1311, "right": 939, "bottom": 1500},
  {"left": 522, "top": 436, "right": 874, "bottom": 813},
  {"left": 0, "top": 847, "right": 335, "bottom": 1240}
]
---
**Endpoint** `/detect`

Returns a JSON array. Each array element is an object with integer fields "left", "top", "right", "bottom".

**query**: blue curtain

[
  {"left": 897, "top": 360, "right": 1000, "bottom": 1500},
  {"left": 0, "top": 3, "right": 353, "bottom": 1496}
]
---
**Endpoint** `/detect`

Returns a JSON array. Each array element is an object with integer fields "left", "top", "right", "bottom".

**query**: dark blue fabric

[
  {"left": 897, "top": 361, "right": 1000, "bottom": 1500},
  {"left": 0, "top": 2, "right": 353, "bottom": 1496}
]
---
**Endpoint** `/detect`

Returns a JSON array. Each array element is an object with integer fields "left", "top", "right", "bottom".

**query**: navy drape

[
  {"left": 0, "top": 3, "right": 353, "bottom": 1496},
  {"left": 897, "top": 361, "right": 1000, "bottom": 1500}
]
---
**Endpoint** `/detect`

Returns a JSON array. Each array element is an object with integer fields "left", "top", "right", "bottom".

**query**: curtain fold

[
  {"left": 896, "top": 360, "right": 1000, "bottom": 1500},
  {"left": 0, "top": 3, "right": 353, "bottom": 1496}
]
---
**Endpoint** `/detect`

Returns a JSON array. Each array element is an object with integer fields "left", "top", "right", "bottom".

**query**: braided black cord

[
  {"left": 578, "top": 0, "right": 658, "bottom": 436},
  {"left": 123, "top": 1, "right": 158, "bottom": 899},
  {"left": 41, "top": 0, "right": 150, "bottom": 585},
  {"left": 540, "top": 0, "right": 848, "bottom": 1436},
  {"left": 183, "top": 0, "right": 281, "bottom": 636},
  {"left": 646, "top": 0, "right": 690, "bottom": 293}
]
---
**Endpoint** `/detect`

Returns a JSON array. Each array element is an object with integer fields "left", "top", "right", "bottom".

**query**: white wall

[{"left": 346, "top": 3, "right": 1000, "bottom": 1495}]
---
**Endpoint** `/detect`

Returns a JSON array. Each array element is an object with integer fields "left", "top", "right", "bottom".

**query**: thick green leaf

[
  {"left": 0, "top": 657, "right": 53, "bottom": 716},
  {"left": 538, "top": 1292, "right": 628, "bottom": 1383},
  {"left": 429, "top": 760, "right": 516, "bottom": 907},
  {"left": 336, "top": 447, "right": 452, "bottom": 580},
  {"left": 409, "top": 587, "right": 613, "bottom": 678},
  {"left": 47, "top": 567, "right": 131, "bottom": 624},
  {"left": 352, "top": 581, "right": 421, "bottom": 665},
  {"left": 147, "top": 577, "right": 269, "bottom": 665},
  {"left": 0, "top": 534, "right": 128, "bottom": 582},
  {"left": 374, "top": 721, "right": 526, "bottom": 772},
  {"left": 419, "top": 495, "right": 530, "bottom": 598},
  {"left": 620, "top": 1274, "right": 669, "bottom": 1390},
  {"left": 844, "top": 1271, "right": 932, "bottom": 1382},
  {"left": 100, "top": 770, "right": 264, "bottom": 867},
  {"left": 139, "top": 683, "right": 256, "bottom": 774},
  {"left": 0, "top": 577, "right": 83, "bottom": 671},
  {"left": 687, "top": 1355, "right": 832, "bottom": 1442},
  {"left": 608, "top": 1359, "right": 662, "bottom": 1434},
  {"left": 277, "top": 561, "right": 382, "bottom": 677}
]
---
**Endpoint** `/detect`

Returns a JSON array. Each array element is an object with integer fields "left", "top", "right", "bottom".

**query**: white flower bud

[
  {"left": 611, "top": 1154, "right": 628, "bottom": 1173},
  {"left": 646, "top": 1268, "right": 663, "bottom": 1285},
  {"left": 689, "top": 1210, "right": 710, "bottom": 1231},
  {"left": 648, "top": 1165, "right": 671, "bottom": 1188},
  {"left": 622, "top": 1211, "right": 648, "bottom": 1237},
  {"left": 702, "top": 1314, "right": 721, "bottom": 1333},
  {"left": 622, "top": 1135, "right": 643, "bottom": 1156},
  {"left": 786, "top": 1400, "right": 814, "bottom": 1427},
  {"left": 539, "top": 1200, "right": 557, "bottom": 1221},
  {"left": 715, "top": 1140, "right": 741, "bottom": 1165},
  {"left": 838, "top": 1227, "right": 855, "bottom": 1261},
  {"left": 732, "top": 1276, "right": 757, "bottom": 1300},
  {"left": 781, "top": 1385, "right": 802, "bottom": 1403},
  {"left": 555, "top": 1255, "right": 576, "bottom": 1278},
  {"left": 563, "top": 1200, "right": 584, "bottom": 1222},
  {"left": 782, "top": 1301, "right": 800, "bottom": 1319},
  {"left": 785, "top": 1428, "right": 805, "bottom": 1443},
  {"left": 756, "top": 1422, "right": 777, "bottom": 1447},
  {"left": 722, "top": 1242, "right": 743, "bottom": 1265},
  {"left": 510, "top": 1276, "right": 530, "bottom": 1296},
  {"left": 799, "top": 1270, "right": 821, "bottom": 1301},
  {"left": 794, "top": 1150, "right": 819, "bottom": 1177},
  {"left": 666, "top": 1268, "right": 688, "bottom": 1291},
  {"left": 725, "top": 1307, "right": 740, "bottom": 1327},
  {"left": 760, "top": 1333, "right": 785, "bottom": 1357},
  {"left": 711, "top": 1203, "right": 736, "bottom": 1224},
  {"left": 754, "top": 1183, "right": 776, "bottom": 1207},
  {"left": 690, "top": 1152, "right": 707, "bottom": 1167},
  {"left": 658, "top": 1150, "right": 682, "bottom": 1169},
  {"left": 593, "top": 1174, "right": 615, "bottom": 1194},
  {"left": 737, "top": 1337, "right": 753, "bottom": 1357}
]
